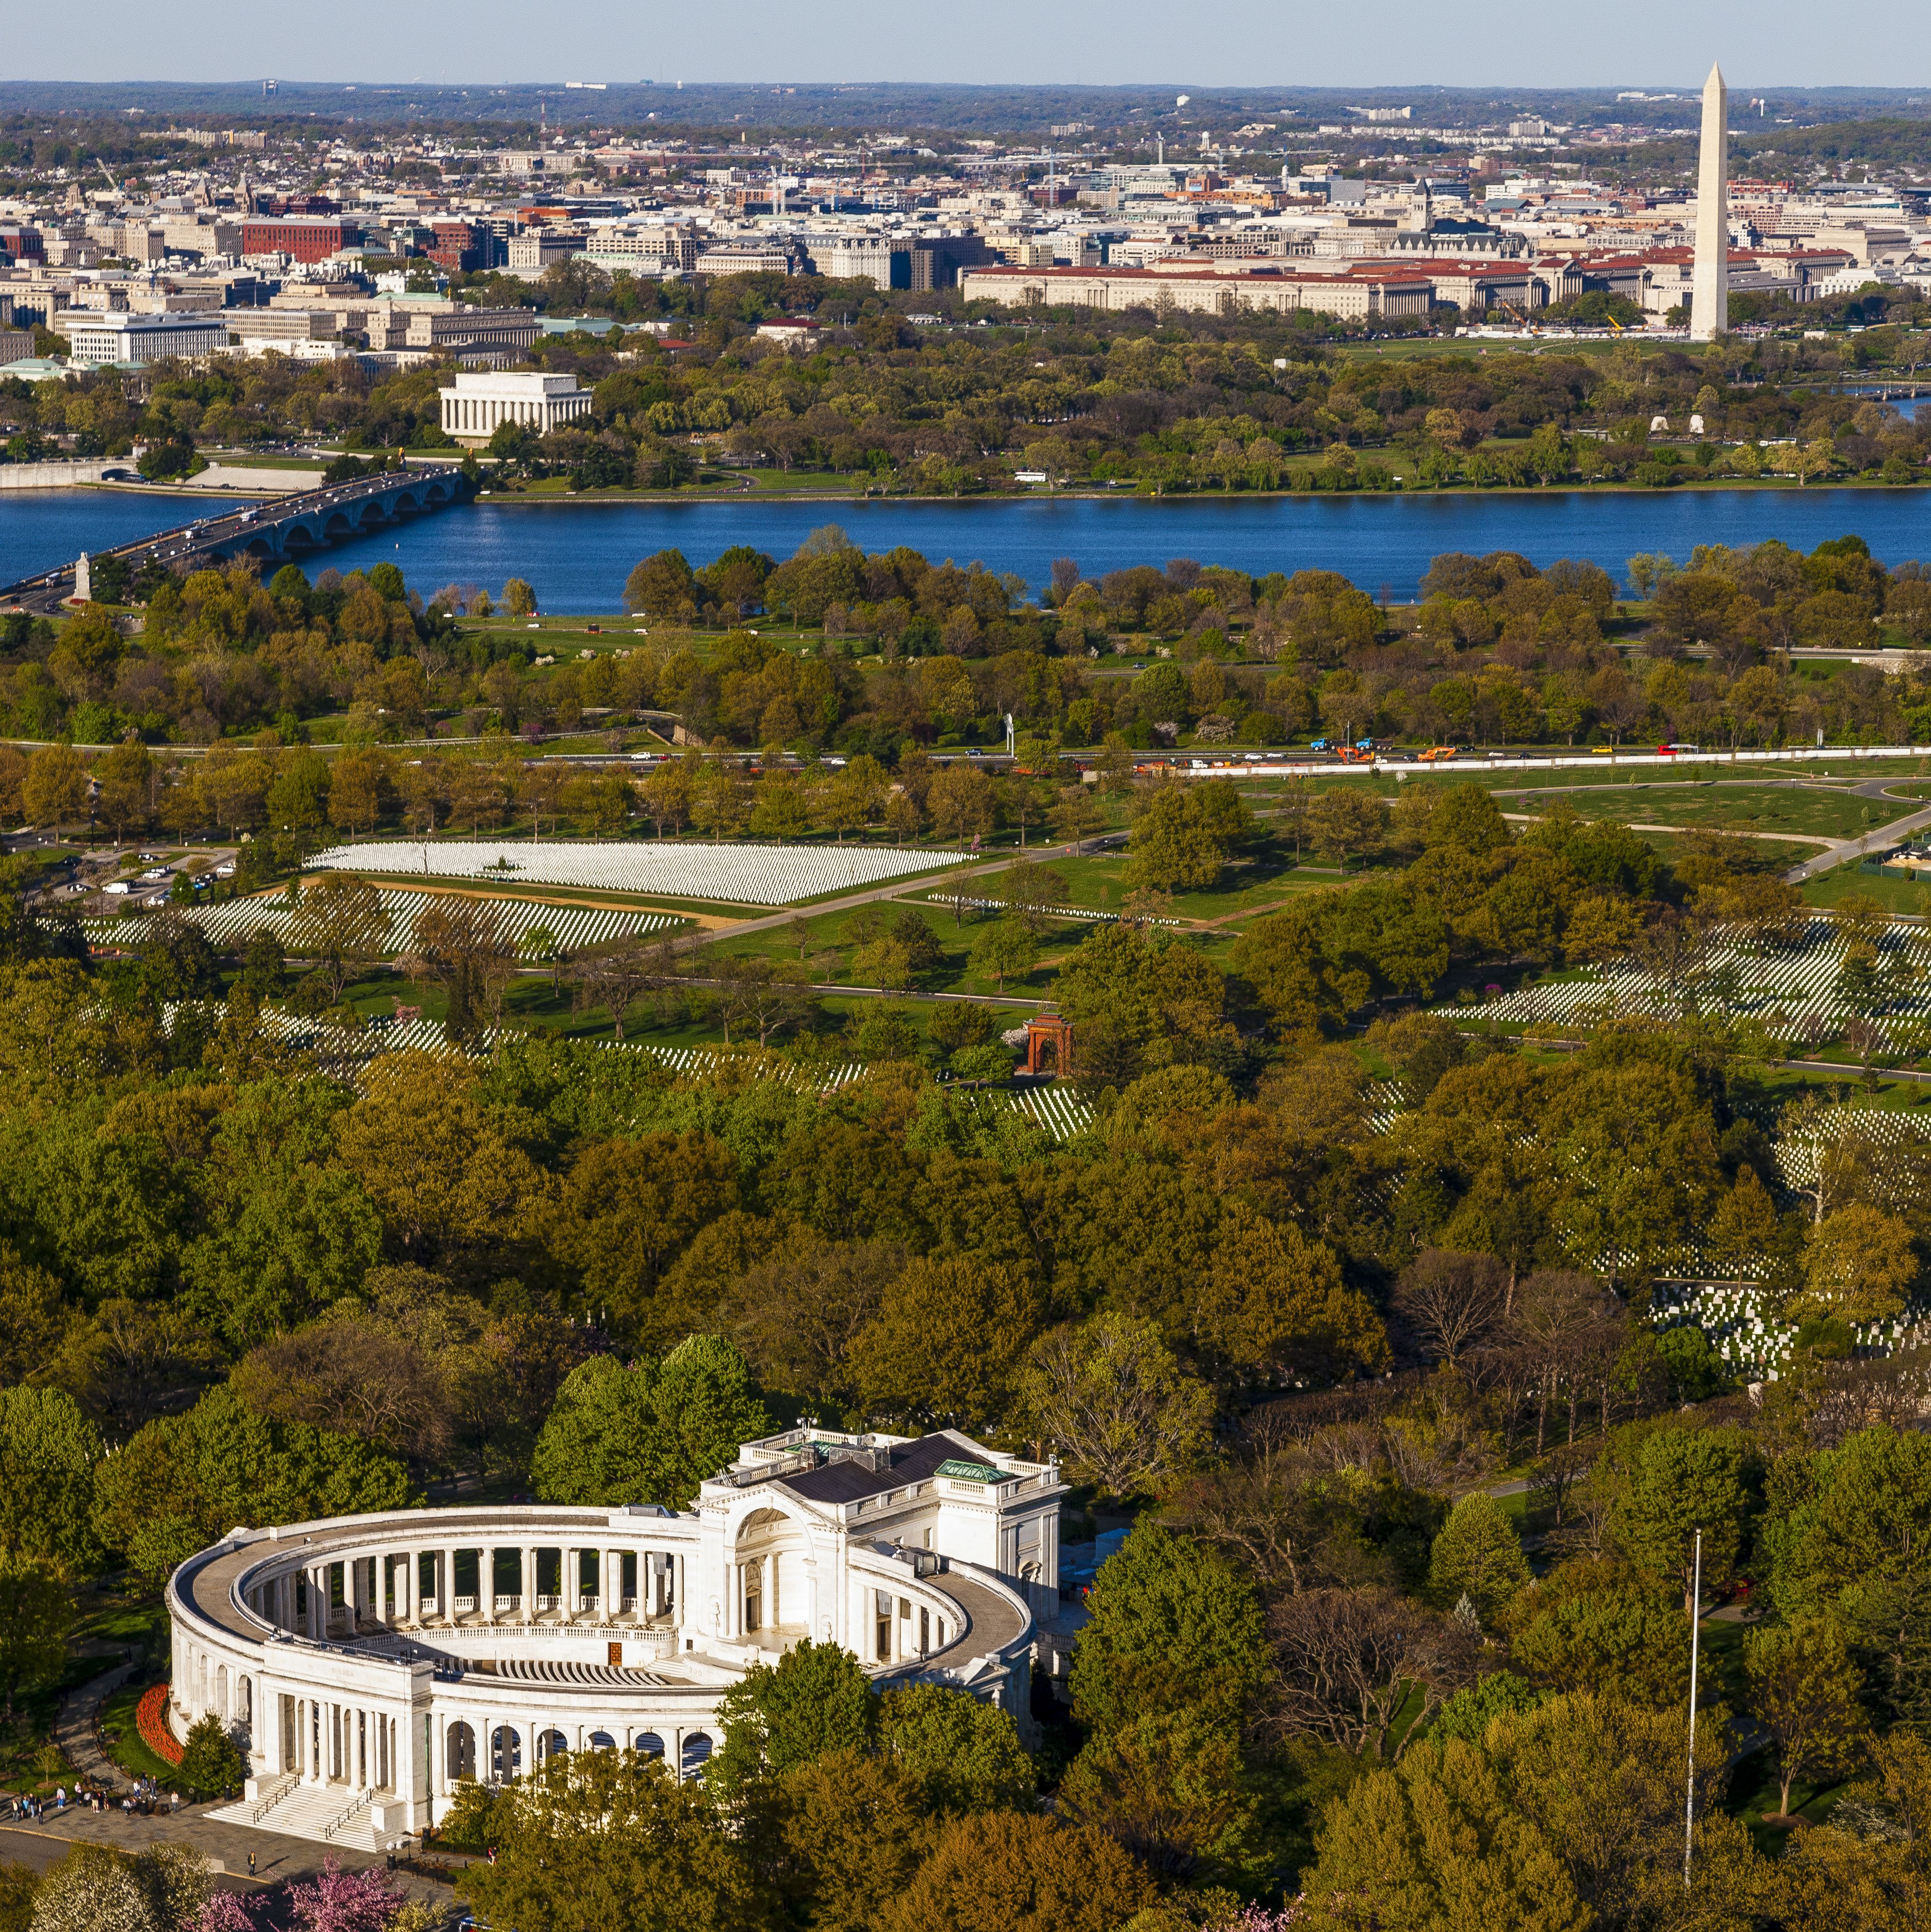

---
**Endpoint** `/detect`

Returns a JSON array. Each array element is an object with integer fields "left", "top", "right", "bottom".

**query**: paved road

[{"left": 1782, "top": 799, "right": 1931, "bottom": 881}]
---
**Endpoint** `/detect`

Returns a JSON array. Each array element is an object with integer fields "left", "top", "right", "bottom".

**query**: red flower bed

[{"left": 136, "top": 1684, "right": 184, "bottom": 1766}]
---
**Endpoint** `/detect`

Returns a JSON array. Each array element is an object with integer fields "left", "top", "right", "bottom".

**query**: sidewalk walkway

[
  {"left": 54, "top": 1653, "right": 138, "bottom": 1795},
  {"left": 0, "top": 1800, "right": 457, "bottom": 1907}
]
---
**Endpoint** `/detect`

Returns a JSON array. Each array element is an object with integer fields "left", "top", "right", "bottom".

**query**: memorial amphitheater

[{"left": 170, "top": 1426, "right": 1064, "bottom": 1848}]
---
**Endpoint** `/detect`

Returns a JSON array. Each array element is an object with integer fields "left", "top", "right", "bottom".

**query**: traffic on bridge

[{"left": 0, "top": 461, "right": 474, "bottom": 614}]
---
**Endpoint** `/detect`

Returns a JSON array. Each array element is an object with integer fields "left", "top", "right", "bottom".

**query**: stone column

[
  {"left": 602, "top": 1548, "right": 619, "bottom": 1624},
  {"left": 442, "top": 1546, "right": 459, "bottom": 1623},
  {"left": 563, "top": 1546, "right": 578, "bottom": 1619},
  {"left": 522, "top": 1546, "right": 537, "bottom": 1622}
]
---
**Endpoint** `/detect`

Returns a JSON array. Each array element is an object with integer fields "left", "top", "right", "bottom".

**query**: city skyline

[{"left": 2, "top": 0, "right": 1928, "bottom": 89}]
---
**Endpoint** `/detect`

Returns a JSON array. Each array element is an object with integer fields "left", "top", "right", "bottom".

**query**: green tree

[
  {"left": 1306, "top": 788, "right": 1386, "bottom": 868},
  {"left": 1297, "top": 1694, "right": 1757, "bottom": 1932},
  {"left": 95, "top": 739, "right": 154, "bottom": 844},
  {"left": 1426, "top": 782, "right": 1514, "bottom": 855},
  {"left": 1427, "top": 1491, "right": 1532, "bottom": 1625},
  {"left": 624, "top": 549, "right": 700, "bottom": 618},
  {"left": 0, "top": 1384, "right": 103, "bottom": 1572},
  {"left": 1745, "top": 1615, "right": 1870, "bottom": 1819},
  {"left": 1070, "top": 1521, "right": 1267, "bottom": 1735},
  {"left": 1052, "top": 921, "right": 1230, "bottom": 1090},
  {"left": 239, "top": 928, "right": 288, "bottom": 1002},
  {"left": 1777, "top": 1730, "right": 1931, "bottom": 1931},
  {"left": 997, "top": 861, "right": 1074, "bottom": 935},
  {"left": 0, "top": 1551, "right": 70, "bottom": 1723},
  {"left": 1125, "top": 783, "right": 1250, "bottom": 893},
  {"left": 22, "top": 745, "right": 88, "bottom": 840},
  {"left": 710, "top": 1638, "right": 875, "bottom": 1798},
  {"left": 881, "top": 1811, "right": 1156, "bottom": 1932},
  {"left": 1762, "top": 1427, "right": 1931, "bottom": 1730},
  {"left": 1509, "top": 1566, "right": 1693, "bottom": 1710},
  {"left": 848, "top": 1257, "right": 1043, "bottom": 1433},
  {"left": 1058, "top": 1708, "right": 1261, "bottom": 1888},
  {"left": 265, "top": 748, "right": 332, "bottom": 832},
  {"left": 876, "top": 1682, "right": 1036, "bottom": 1815},
  {"left": 1610, "top": 1426, "right": 1754, "bottom": 1612},
  {"left": 968, "top": 918, "right": 1037, "bottom": 992},
  {"left": 1016, "top": 1314, "right": 1214, "bottom": 1504},
  {"left": 530, "top": 1338, "right": 773, "bottom": 1511},
  {"left": 1428, "top": 1668, "right": 1546, "bottom": 1744},
  {"left": 176, "top": 1711, "right": 245, "bottom": 1798},
  {"left": 503, "top": 578, "right": 538, "bottom": 619},
  {"left": 92, "top": 1383, "right": 414, "bottom": 1584},
  {"left": 1797, "top": 1204, "right": 1919, "bottom": 1324},
  {"left": 768, "top": 1750, "right": 931, "bottom": 1931},
  {"left": 286, "top": 872, "right": 393, "bottom": 1003},
  {"left": 459, "top": 1748, "right": 765, "bottom": 1932}
]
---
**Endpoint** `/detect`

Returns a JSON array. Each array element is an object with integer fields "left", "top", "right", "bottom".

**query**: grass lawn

[
  {"left": 74, "top": 1597, "right": 168, "bottom": 1656},
  {"left": 1530, "top": 783, "right": 1889, "bottom": 841},
  {"left": 97, "top": 1681, "right": 181, "bottom": 1787},
  {"left": 1725, "top": 1739, "right": 1857, "bottom": 1856},
  {"left": 0, "top": 1651, "right": 107, "bottom": 1794},
  {"left": 1801, "top": 869, "right": 1931, "bottom": 914},
  {"left": 695, "top": 897, "right": 1084, "bottom": 1002},
  {"left": 898, "top": 845, "right": 1330, "bottom": 926}
]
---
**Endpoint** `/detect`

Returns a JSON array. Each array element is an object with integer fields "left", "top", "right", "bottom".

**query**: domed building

[{"left": 175, "top": 1427, "right": 1063, "bottom": 1847}]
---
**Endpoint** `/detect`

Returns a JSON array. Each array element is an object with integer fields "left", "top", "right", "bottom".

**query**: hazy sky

[{"left": 6, "top": 0, "right": 1928, "bottom": 88}]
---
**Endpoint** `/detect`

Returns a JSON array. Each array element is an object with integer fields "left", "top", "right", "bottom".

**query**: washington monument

[{"left": 1690, "top": 61, "right": 1729, "bottom": 341}]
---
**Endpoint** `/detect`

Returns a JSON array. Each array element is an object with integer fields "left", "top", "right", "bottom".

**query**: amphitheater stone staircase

[{"left": 205, "top": 1776, "right": 379, "bottom": 1849}]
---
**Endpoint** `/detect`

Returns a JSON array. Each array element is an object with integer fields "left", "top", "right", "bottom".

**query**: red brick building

[
  {"left": 427, "top": 221, "right": 486, "bottom": 274},
  {"left": 238, "top": 218, "right": 363, "bottom": 264}
]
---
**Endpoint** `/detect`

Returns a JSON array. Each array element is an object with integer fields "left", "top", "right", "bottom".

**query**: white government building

[
  {"left": 437, "top": 370, "right": 593, "bottom": 444},
  {"left": 176, "top": 1426, "right": 1063, "bottom": 1846}
]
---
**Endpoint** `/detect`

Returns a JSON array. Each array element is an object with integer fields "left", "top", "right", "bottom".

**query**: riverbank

[{"left": 477, "top": 473, "right": 1931, "bottom": 507}]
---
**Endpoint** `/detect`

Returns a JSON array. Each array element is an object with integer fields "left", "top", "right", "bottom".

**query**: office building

[{"left": 52, "top": 308, "right": 230, "bottom": 365}]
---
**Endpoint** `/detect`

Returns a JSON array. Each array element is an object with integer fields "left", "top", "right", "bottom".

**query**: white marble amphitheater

[{"left": 174, "top": 1427, "right": 1063, "bottom": 1848}]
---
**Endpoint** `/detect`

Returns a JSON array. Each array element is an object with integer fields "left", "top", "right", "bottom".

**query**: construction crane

[{"left": 1496, "top": 296, "right": 1542, "bottom": 336}]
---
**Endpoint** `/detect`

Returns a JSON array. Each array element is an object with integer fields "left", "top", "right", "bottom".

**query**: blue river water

[{"left": 4, "top": 483, "right": 1929, "bottom": 610}]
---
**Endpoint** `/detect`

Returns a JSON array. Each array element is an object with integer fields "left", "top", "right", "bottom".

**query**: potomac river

[{"left": 3, "top": 485, "right": 1929, "bottom": 611}]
